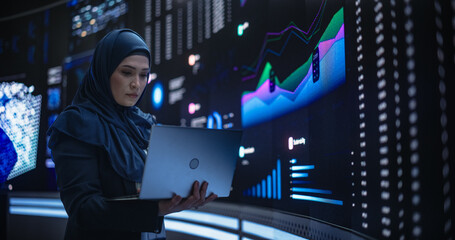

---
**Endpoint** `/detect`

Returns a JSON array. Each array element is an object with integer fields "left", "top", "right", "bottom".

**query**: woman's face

[{"left": 110, "top": 55, "right": 149, "bottom": 107}]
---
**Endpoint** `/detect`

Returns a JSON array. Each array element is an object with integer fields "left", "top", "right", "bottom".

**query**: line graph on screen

[{"left": 241, "top": 7, "right": 345, "bottom": 128}]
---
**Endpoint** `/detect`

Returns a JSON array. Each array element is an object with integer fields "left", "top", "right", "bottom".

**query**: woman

[{"left": 48, "top": 29, "right": 217, "bottom": 240}]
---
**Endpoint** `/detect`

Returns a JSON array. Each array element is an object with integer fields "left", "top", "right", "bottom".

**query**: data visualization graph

[
  {"left": 0, "top": 82, "right": 41, "bottom": 183},
  {"left": 138, "top": 0, "right": 455, "bottom": 238},
  {"left": 289, "top": 159, "right": 343, "bottom": 206},
  {"left": 243, "top": 159, "right": 281, "bottom": 200},
  {"left": 241, "top": 8, "right": 345, "bottom": 128}
]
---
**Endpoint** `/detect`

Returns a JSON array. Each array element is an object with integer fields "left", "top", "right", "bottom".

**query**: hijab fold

[{"left": 48, "top": 29, "right": 154, "bottom": 182}]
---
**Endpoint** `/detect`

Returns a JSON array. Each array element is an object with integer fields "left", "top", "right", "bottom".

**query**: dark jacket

[{"left": 51, "top": 130, "right": 164, "bottom": 240}]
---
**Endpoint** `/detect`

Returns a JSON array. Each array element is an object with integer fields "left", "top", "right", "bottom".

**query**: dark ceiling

[{"left": 0, "top": 0, "right": 62, "bottom": 19}]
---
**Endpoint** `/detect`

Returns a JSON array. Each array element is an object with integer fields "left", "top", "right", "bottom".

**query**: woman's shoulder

[{"left": 48, "top": 106, "right": 105, "bottom": 147}]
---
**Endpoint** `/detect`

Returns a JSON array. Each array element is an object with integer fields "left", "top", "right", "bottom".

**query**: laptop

[{"left": 111, "top": 125, "right": 242, "bottom": 200}]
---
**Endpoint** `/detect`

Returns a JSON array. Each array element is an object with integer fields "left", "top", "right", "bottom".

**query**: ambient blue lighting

[
  {"left": 290, "top": 194, "right": 343, "bottom": 205},
  {"left": 9, "top": 197, "right": 67, "bottom": 218},
  {"left": 9, "top": 206, "right": 68, "bottom": 218},
  {"left": 152, "top": 82, "right": 164, "bottom": 109},
  {"left": 272, "top": 169, "right": 277, "bottom": 199},
  {"left": 207, "top": 111, "right": 222, "bottom": 129},
  {"left": 291, "top": 180, "right": 312, "bottom": 184},
  {"left": 290, "top": 165, "right": 315, "bottom": 171},
  {"left": 244, "top": 159, "right": 281, "bottom": 199},
  {"left": 291, "top": 173, "right": 309, "bottom": 178},
  {"left": 290, "top": 158, "right": 297, "bottom": 164},
  {"left": 214, "top": 112, "right": 222, "bottom": 129},
  {"left": 9, "top": 198, "right": 64, "bottom": 208},
  {"left": 277, "top": 159, "right": 281, "bottom": 200},
  {"left": 242, "top": 220, "right": 309, "bottom": 240},
  {"left": 291, "top": 188, "right": 332, "bottom": 194},
  {"left": 165, "top": 219, "right": 238, "bottom": 240},
  {"left": 262, "top": 179, "right": 266, "bottom": 198},
  {"left": 166, "top": 210, "right": 239, "bottom": 230}
]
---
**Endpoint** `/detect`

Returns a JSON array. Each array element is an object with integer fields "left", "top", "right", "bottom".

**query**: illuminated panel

[
  {"left": 164, "top": 219, "right": 238, "bottom": 240},
  {"left": 9, "top": 206, "right": 68, "bottom": 219},
  {"left": 290, "top": 165, "right": 314, "bottom": 171},
  {"left": 241, "top": 7, "right": 345, "bottom": 128},
  {"left": 70, "top": 1, "right": 128, "bottom": 38},
  {"left": 9, "top": 197, "right": 67, "bottom": 218},
  {"left": 243, "top": 159, "right": 281, "bottom": 200},
  {"left": 289, "top": 158, "right": 342, "bottom": 206},
  {"left": 0, "top": 82, "right": 41, "bottom": 182},
  {"left": 166, "top": 210, "right": 239, "bottom": 230},
  {"left": 151, "top": 81, "right": 164, "bottom": 109},
  {"left": 290, "top": 194, "right": 343, "bottom": 206},
  {"left": 242, "top": 220, "right": 309, "bottom": 240},
  {"left": 291, "top": 188, "right": 332, "bottom": 194},
  {"left": 10, "top": 198, "right": 64, "bottom": 208}
]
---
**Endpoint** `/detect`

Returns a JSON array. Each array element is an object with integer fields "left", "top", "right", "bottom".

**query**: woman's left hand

[{"left": 157, "top": 181, "right": 217, "bottom": 216}]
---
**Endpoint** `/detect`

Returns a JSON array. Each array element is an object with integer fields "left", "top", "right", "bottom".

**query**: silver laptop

[{"left": 135, "top": 125, "right": 242, "bottom": 200}]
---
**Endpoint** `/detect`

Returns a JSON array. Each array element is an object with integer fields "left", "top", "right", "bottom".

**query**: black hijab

[{"left": 48, "top": 29, "right": 155, "bottom": 182}]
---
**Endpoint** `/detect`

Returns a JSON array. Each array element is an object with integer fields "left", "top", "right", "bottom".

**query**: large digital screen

[
  {"left": 141, "top": 0, "right": 454, "bottom": 239},
  {"left": 0, "top": 81, "right": 41, "bottom": 183}
]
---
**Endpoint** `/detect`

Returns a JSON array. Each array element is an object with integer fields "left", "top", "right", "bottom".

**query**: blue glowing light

[
  {"left": 242, "top": 220, "right": 309, "bottom": 240},
  {"left": 165, "top": 219, "right": 238, "bottom": 240},
  {"left": 47, "top": 87, "right": 61, "bottom": 110},
  {"left": 277, "top": 159, "right": 281, "bottom": 199},
  {"left": 272, "top": 169, "right": 277, "bottom": 199},
  {"left": 0, "top": 127, "right": 17, "bottom": 183},
  {"left": 244, "top": 159, "right": 281, "bottom": 199},
  {"left": 291, "top": 188, "right": 332, "bottom": 194},
  {"left": 0, "top": 82, "right": 41, "bottom": 182},
  {"left": 262, "top": 179, "right": 266, "bottom": 198},
  {"left": 291, "top": 173, "right": 309, "bottom": 178},
  {"left": 9, "top": 197, "right": 67, "bottom": 218},
  {"left": 207, "top": 111, "right": 222, "bottom": 129},
  {"left": 291, "top": 180, "right": 311, "bottom": 184},
  {"left": 152, "top": 82, "right": 164, "bottom": 109},
  {"left": 67, "top": 0, "right": 78, "bottom": 7},
  {"left": 290, "top": 165, "right": 315, "bottom": 171},
  {"left": 48, "top": 114, "right": 58, "bottom": 127},
  {"left": 9, "top": 206, "right": 68, "bottom": 218},
  {"left": 239, "top": 146, "right": 245, "bottom": 158},
  {"left": 10, "top": 198, "right": 64, "bottom": 208},
  {"left": 290, "top": 194, "right": 343, "bottom": 205},
  {"left": 166, "top": 210, "right": 239, "bottom": 230}
]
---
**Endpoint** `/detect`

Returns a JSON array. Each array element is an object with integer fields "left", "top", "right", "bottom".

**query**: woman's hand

[{"left": 157, "top": 181, "right": 218, "bottom": 216}]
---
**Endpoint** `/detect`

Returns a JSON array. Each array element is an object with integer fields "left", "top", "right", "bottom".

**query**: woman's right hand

[{"left": 157, "top": 181, "right": 217, "bottom": 216}]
